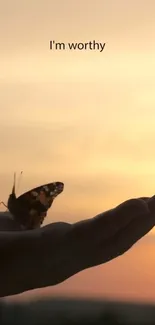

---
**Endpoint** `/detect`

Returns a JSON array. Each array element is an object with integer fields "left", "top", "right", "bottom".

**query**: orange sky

[{"left": 1, "top": 0, "right": 155, "bottom": 302}]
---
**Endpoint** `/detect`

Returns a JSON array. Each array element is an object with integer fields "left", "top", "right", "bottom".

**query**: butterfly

[{"left": 1, "top": 173, "right": 64, "bottom": 230}]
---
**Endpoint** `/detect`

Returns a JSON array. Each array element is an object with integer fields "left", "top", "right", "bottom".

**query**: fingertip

[{"left": 147, "top": 195, "right": 155, "bottom": 214}]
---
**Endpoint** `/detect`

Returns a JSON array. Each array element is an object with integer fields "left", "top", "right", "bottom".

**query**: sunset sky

[{"left": 1, "top": 0, "right": 155, "bottom": 303}]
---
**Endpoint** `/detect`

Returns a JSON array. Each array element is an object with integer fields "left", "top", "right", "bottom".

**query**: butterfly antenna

[
  {"left": 16, "top": 171, "right": 23, "bottom": 195},
  {"left": 12, "top": 172, "right": 16, "bottom": 195},
  {"left": 0, "top": 201, "right": 8, "bottom": 208}
]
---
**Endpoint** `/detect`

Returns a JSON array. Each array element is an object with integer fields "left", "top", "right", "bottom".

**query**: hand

[{"left": 0, "top": 195, "right": 155, "bottom": 297}]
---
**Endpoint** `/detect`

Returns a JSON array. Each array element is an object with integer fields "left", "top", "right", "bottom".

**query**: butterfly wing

[{"left": 16, "top": 182, "right": 64, "bottom": 229}]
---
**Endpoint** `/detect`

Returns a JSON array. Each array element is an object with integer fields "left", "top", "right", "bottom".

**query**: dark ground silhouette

[{"left": 1, "top": 298, "right": 155, "bottom": 325}]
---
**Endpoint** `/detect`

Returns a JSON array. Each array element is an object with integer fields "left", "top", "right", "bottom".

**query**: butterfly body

[{"left": 7, "top": 181, "right": 64, "bottom": 230}]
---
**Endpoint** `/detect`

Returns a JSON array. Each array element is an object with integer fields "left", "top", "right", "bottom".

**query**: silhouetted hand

[{"left": 0, "top": 195, "right": 155, "bottom": 297}]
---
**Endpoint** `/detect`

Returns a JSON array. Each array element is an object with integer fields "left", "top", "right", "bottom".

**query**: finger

[
  {"left": 83, "top": 210, "right": 155, "bottom": 269},
  {"left": 110, "top": 198, "right": 149, "bottom": 222},
  {"left": 138, "top": 195, "right": 155, "bottom": 214},
  {"left": 108, "top": 211, "right": 155, "bottom": 259},
  {"left": 146, "top": 195, "right": 155, "bottom": 214},
  {"left": 139, "top": 197, "right": 149, "bottom": 201},
  {"left": 80, "top": 198, "right": 149, "bottom": 242}
]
